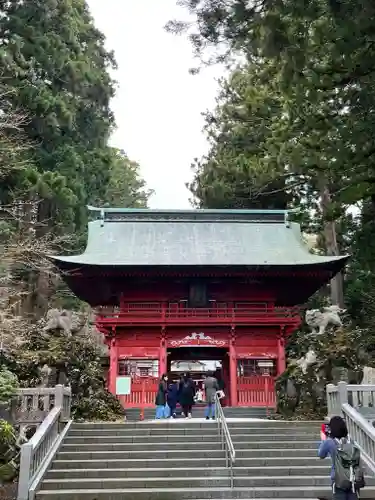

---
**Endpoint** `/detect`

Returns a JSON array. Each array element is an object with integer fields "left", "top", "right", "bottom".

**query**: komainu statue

[
  {"left": 39, "top": 364, "right": 52, "bottom": 387},
  {"left": 44, "top": 309, "right": 84, "bottom": 335},
  {"left": 296, "top": 349, "right": 317, "bottom": 374},
  {"left": 305, "top": 305, "right": 346, "bottom": 336}
]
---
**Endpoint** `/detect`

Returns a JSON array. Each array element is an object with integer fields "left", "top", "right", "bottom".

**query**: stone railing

[
  {"left": 327, "top": 381, "right": 375, "bottom": 420},
  {"left": 326, "top": 382, "right": 375, "bottom": 474},
  {"left": 17, "top": 385, "right": 72, "bottom": 500},
  {"left": 10, "top": 386, "right": 71, "bottom": 432}
]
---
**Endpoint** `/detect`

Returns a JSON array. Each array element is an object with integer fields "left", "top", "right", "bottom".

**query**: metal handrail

[{"left": 214, "top": 393, "right": 236, "bottom": 488}]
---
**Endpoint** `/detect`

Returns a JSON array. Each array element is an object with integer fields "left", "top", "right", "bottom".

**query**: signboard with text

[
  {"left": 168, "top": 332, "right": 228, "bottom": 348},
  {"left": 116, "top": 376, "right": 131, "bottom": 395}
]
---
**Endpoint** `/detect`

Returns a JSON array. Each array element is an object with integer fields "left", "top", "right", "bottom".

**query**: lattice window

[
  {"left": 237, "top": 359, "right": 276, "bottom": 377},
  {"left": 118, "top": 359, "right": 159, "bottom": 378}
]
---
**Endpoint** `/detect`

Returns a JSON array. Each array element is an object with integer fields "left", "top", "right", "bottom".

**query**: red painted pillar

[
  {"left": 159, "top": 337, "right": 167, "bottom": 376},
  {"left": 108, "top": 337, "right": 118, "bottom": 395},
  {"left": 229, "top": 340, "right": 238, "bottom": 406},
  {"left": 277, "top": 336, "right": 286, "bottom": 375}
]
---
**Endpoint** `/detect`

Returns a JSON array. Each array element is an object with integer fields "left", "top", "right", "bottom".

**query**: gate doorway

[
  {"left": 115, "top": 350, "right": 277, "bottom": 409},
  {"left": 167, "top": 346, "right": 230, "bottom": 405}
]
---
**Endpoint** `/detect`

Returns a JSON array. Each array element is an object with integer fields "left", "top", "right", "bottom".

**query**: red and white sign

[{"left": 169, "top": 332, "right": 227, "bottom": 348}]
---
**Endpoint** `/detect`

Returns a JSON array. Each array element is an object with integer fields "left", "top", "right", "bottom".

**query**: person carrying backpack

[
  {"left": 178, "top": 372, "right": 195, "bottom": 419},
  {"left": 318, "top": 415, "right": 365, "bottom": 499}
]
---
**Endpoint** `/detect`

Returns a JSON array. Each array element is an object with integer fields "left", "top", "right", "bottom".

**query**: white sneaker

[{"left": 188, "top": 413, "right": 192, "bottom": 419}]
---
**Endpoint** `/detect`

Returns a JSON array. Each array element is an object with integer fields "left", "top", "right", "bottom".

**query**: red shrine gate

[
  {"left": 97, "top": 303, "right": 301, "bottom": 409},
  {"left": 52, "top": 207, "right": 348, "bottom": 412}
]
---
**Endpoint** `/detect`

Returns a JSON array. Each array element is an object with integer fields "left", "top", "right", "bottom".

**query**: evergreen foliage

[
  {"left": 1, "top": 0, "right": 117, "bottom": 232},
  {"left": 173, "top": 0, "right": 375, "bottom": 416},
  {"left": 0, "top": 0, "right": 151, "bottom": 434}
]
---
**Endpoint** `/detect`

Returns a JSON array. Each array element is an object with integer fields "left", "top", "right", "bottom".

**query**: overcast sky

[{"left": 87, "top": 0, "right": 224, "bottom": 209}]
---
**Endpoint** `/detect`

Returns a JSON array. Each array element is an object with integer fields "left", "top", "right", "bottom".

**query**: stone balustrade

[
  {"left": 2, "top": 385, "right": 71, "bottom": 432},
  {"left": 17, "top": 386, "right": 72, "bottom": 500},
  {"left": 327, "top": 381, "right": 375, "bottom": 423},
  {"left": 326, "top": 381, "right": 375, "bottom": 474}
]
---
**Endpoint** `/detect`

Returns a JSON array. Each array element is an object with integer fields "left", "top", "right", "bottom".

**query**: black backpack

[{"left": 334, "top": 438, "right": 365, "bottom": 492}]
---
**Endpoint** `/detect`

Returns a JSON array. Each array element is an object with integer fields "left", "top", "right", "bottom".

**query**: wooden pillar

[
  {"left": 229, "top": 334, "right": 238, "bottom": 407},
  {"left": 277, "top": 334, "right": 286, "bottom": 376},
  {"left": 108, "top": 336, "right": 118, "bottom": 395},
  {"left": 159, "top": 331, "right": 167, "bottom": 376}
]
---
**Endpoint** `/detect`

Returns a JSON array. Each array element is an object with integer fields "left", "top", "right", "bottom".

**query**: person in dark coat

[
  {"left": 179, "top": 372, "right": 195, "bottom": 419},
  {"left": 166, "top": 380, "right": 179, "bottom": 418},
  {"left": 155, "top": 374, "right": 168, "bottom": 419}
]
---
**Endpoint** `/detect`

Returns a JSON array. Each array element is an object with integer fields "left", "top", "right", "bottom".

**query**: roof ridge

[
  {"left": 87, "top": 206, "right": 293, "bottom": 224},
  {"left": 88, "top": 205, "right": 295, "bottom": 215}
]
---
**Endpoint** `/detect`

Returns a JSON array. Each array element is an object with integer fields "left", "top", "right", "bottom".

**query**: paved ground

[{"left": 0, "top": 481, "right": 17, "bottom": 500}]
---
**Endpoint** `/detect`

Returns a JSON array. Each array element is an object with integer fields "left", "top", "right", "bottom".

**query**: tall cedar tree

[{"left": 0, "top": 0, "right": 116, "bottom": 234}]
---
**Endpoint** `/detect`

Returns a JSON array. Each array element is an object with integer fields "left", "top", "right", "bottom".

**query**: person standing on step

[
  {"left": 166, "top": 378, "right": 179, "bottom": 418},
  {"left": 155, "top": 373, "right": 168, "bottom": 419},
  {"left": 179, "top": 372, "right": 195, "bottom": 419},
  {"left": 204, "top": 371, "right": 219, "bottom": 420},
  {"left": 318, "top": 415, "right": 365, "bottom": 500}
]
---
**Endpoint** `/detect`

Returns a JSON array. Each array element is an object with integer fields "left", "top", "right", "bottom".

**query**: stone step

[
  {"left": 57, "top": 448, "right": 318, "bottom": 460},
  {"left": 60, "top": 441, "right": 224, "bottom": 451},
  {"left": 46, "top": 465, "right": 331, "bottom": 479},
  {"left": 35, "top": 485, "right": 375, "bottom": 500},
  {"left": 51, "top": 456, "right": 326, "bottom": 470},
  {"left": 65, "top": 432, "right": 318, "bottom": 444},
  {"left": 228, "top": 426, "right": 320, "bottom": 433},
  {"left": 60, "top": 440, "right": 317, "bottom": 452},
  {"left": 52, "top": 458, "right": 227, "bottom": 469},
  {"left": 67, "top": 426, "right": 318, "bottom": 436},
  {"left": 56, "top": 449, "right": 227, "bottom": 460},
  {"left": 66, "top": 435, "right": 225, "bottom": 444},
  {"left": 225, "top": 409, "right": 271, "bottom": 413},
  {"left": 46, "top": 467, "right": 230, "bottom": 479},
  {"left": 228, "top": 423, "right": 321, "bottom": 430},
  {"left": 41, "top": 475, "right": 349, "bottom": 490},
  {"left": 235, "top": 448, "right": 318, "bottom": 457},
  {"left": 68, "top": 428, "right": 220, "bottom": 437},
  {"left": 124, "top": 407, "right": 274, "bottom": 421},
  {"left": 70, "top": 421, "right": 320, "bottom": 430},
  {"left": 234, "top": 440, "right": 317, "bottom": 450}
]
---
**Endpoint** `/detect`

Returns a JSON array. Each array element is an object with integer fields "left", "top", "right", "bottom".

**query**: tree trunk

[
  {"left": 320, "top": 183, "right": 345, "bottom": 308},
  {"left": 19, "top": 200, "right": 38, "bottom": 315},
  {"left": 35, "top": 199, "right": 53, "bottom": 316}
]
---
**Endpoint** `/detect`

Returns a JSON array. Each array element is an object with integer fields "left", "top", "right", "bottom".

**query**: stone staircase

[
  {"left": 125, "top": 405, "right": 273, "bottom": 421},
  {"left": 36, "top": 420, "right": 375, "bottom": 500}
]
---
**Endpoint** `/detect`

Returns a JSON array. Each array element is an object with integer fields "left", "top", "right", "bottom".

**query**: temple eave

[
  {"left": 50, "top": 255, "right": 349, "bottom": 271},
  {"left": 52, "top": 256, "right": 349, "bottom": 308}
]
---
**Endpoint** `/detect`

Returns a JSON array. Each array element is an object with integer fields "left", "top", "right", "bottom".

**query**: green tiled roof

[{"left": 51, "top": 208, "right": 348, "bottom": 268}]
